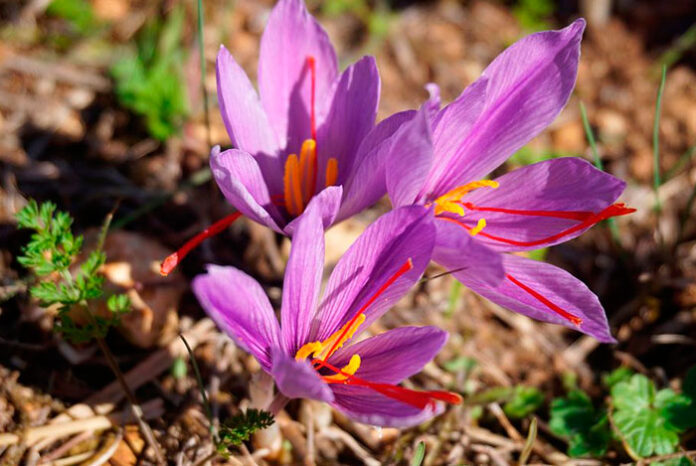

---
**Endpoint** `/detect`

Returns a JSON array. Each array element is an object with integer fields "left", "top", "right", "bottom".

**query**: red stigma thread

[
  {"left": 442, "top": 203, "right": 635, "bottom": 248},
  {"left": 506, "top": 274, "right": 582, "bottom": 326},
  {"left": 318, "top": 259, "right": 414, "bottom": 366},
  {"left": 307, "top": 56, "right": 317, "bottom": 142},
  {"left": 459, "top": 202, "right": 595, "bottom": 221},
  {"left": 160, "top": 212, "right": 242, "bottom": 276},
  {"left": 315, "top": 359, "right": 462, "bottom": 409}
]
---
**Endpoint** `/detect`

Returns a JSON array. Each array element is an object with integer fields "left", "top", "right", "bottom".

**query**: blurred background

[{"left": 1, "top": 0, "right": 696, "bottom": 464}]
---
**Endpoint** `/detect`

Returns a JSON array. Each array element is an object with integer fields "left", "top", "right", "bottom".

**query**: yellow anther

[
  {"left": 299, "top": 139, "right": 317, "bottom": 203},
  {"left": 325, "top": 158, "right": 338, "bottom": 187},
  {"left": 315, "top": 314, "right": 365, "bottom": 360},
  {"left": 469, "top": 218, "right": 486, "bottom": 236},
  {"left": 433, "top": 179, "right": 499, "bottom": 218},
  {"left": 434, "top": 200, "right": 465, "bottom": 217},
  {"left": 295, "top": 341, "right": 322, "bottom": 361},
  {"left": 293, "top": 314, "right": 366, "bottom": 362},
  {"left": 283, "top": 153, "right": 303, "bottom": 216},
  {"left": 323, "top": 354, "right": 361, "bottom": 382}
]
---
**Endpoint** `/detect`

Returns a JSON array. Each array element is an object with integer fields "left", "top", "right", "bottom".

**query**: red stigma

[
  {"left": 315, "top": 360, "right": 462, "bottom": 410},
  {"left": 506, "top": 274, "right": 583, "bottom": 326},
  {"left": 441, "top": 203, "right": 635, "bottom": 248},
  {"left": 319, "top": 259, "right": 414, "bottom": 364},
  {"left": 160, "top": 212, "right": 242, "bottom": 276}
]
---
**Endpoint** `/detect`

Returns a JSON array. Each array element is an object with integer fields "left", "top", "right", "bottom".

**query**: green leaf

[
  {"left": 443, "top": 356, "right": 477, "bottom": 373},
  {"left": 111, "top": 7, "right": 188, "bottom": 141},
  {"left": 603, "top": 367, "right": 635, "bottom": 388},
  {"left": 549, "top": 390, "right": 610, "bottom": 457},
  {"left": 611, "top": 374, "right": 687, "bottom": 457},
  {"left": 46, "top": 0, "right": 96, "bottom": 34},
  {"left": 504, "top": 386, "right": 544, "bottom": 419},
  {"left": 410, "top": 441, "right": 426, "bottom": 466}
]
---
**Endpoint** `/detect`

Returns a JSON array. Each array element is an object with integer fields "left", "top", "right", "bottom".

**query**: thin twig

[{"left": 94, "top": 336, "right": 165, "bottom": 463}]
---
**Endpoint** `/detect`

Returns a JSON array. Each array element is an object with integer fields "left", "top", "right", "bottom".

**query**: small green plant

[
  {"left": 550, "top": 390, "right": 611, "bottom": 457},
  {"left": 16, "top": 200, "right": 130, "bottom": 342},
  {"left": 513, "top": 0, "right": 555, "bottom": 32},
  {"left": 612, "top": 373, "right": 696, "bottom": 457},
  {"left": 549, "top": 367, "right": 696, "bottom": 460},
  {"left": 46, "top": 0, "right": 97, "bottom": 35},
  {"left": 16, "top": 200, "right": 164, "bottom": 460},
  {"left": 504, "top": 386, "right": 544, "bottom": 419},
  {"left": 217, "top": 409, "right": 275, "bottom": 454},
  {"left": 111, "top": 6, "right": 189, "bottom": 141}
]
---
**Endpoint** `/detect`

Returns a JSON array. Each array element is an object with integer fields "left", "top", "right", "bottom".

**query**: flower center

[
  {"left": 290, "top": 258, "right": 459, "bottom": 409},
  {"left": 278, "top": 56, "right": 339, "bottom": 217},
  {"left": 432, "top": 179, "right": 635, "bottom": 328}
]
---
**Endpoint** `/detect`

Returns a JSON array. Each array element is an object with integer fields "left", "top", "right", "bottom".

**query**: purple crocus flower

[
  {"left": 384, "top": 19, "right": 634, "bottom": 343},
  {"left": 211, "top": 0, "right": 408, "bottom": 236},
  {"left": 193, "top": 203, "right": 462, "bottom": 427}
]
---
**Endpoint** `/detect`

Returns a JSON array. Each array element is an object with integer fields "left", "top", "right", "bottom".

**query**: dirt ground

[{"left": 1, "top": 0, "right": 696, "bottom": 464}]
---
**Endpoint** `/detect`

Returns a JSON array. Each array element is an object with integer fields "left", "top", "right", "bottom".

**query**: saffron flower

[
  {"left": 211, "top": 0, "right": 409, "bottom": 235},
  {"left": 193, "top": 203, "right": 462, "bottom": 427},
  {"left": 384, "top": 19, "right": 633, "bottom": 343}
]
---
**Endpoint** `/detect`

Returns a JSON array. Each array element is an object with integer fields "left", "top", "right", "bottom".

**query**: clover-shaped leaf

[
  {"left": 550, "top": 390, "right": 611, "bottom": 457},
  {"left": 611, "top": 374, "right": 691, "bottom": 458}
]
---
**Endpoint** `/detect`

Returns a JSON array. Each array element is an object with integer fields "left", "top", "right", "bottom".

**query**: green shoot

[
  {"left": 217, "top": 409, "right": 275, "bottom": 454},
  {"left": 111, "top": 6, "right": 189, "bottom": 141},
  {"left": 513, "top": 0, "right": 554, "bottom": 32},
  {"left": 197, "top": 0, "right": 211, "bottom": 148},
  {"left": 653, "top": 65, "right": 667, "bottom": 213},
  {"left": 657, "top": 23, "right": 696, "bottom": 72},
  {"left": 16, "top": 200, "right": 130, "bottom": 343},
  {"left": 579, "top": 101, "right": 621, "bottom": 244},
  {"left": 410, "top": 441, "right": 426, "bottom": 466},
  {"left": 46, "top": 0, "right": 97, "bottom": 35}
]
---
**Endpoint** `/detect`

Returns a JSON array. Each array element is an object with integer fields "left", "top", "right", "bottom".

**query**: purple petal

[
  {"left": 280, "top": 199, "right": 324, "bottom": 353},
  {"left": 311, "top": 206, "right": 435, "bottom": 341},
  {"left": 423, "top": 19, "right": 585, "bottom": 197},
  {"left": 422, "top": 77, "right": 489, "bottom": 198},
  {"left": 271, "top": 348, "right": 334, "bottom": 402},
  {"left": 216, "top": 47, "right": 281, "bottom": 193},
  {"left": 330, "top": 326, "right": 447, "bottom": 384},
  {"left": 458, "top": 157, "right": 627, "bottom": 252},
  {"left": 193, "top": 265, "right": 281, "bottom": 371},
  {"left": 258, "top": 0, "right": 338, "bottom": 152},
  {"left": 337, "top": 110, "right": 416, "bottom": 222},
  {"left": 424, "top": 83, "right": 441, "bottom": 120},
  {"left": 317, "top": 55, "right": 380, "bottom": 186},
  {"left": 432, "top": 217, "right": 505, "bottom": 286},
  {"left": 330, "top": 384, "right": 443, "bottom": 428},
  {"left": 283, "top": 185, "right": 343, "bottom": 236},
  {"left": 457, "top": 254, "right": 616, "bottom": 343},
  {"left": 210, "top": 146, "right": 283, "bottom": 233},
  {"left": 386, "top": 104, "right": 433, "bottom": 207}
]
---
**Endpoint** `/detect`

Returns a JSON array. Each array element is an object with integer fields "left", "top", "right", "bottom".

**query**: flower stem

[
  {"left": 268, "top": 393, "right": 290, "bottom": 415},
  {"left": 94, "top": 336, "right": 165, "bottom": 463}
]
